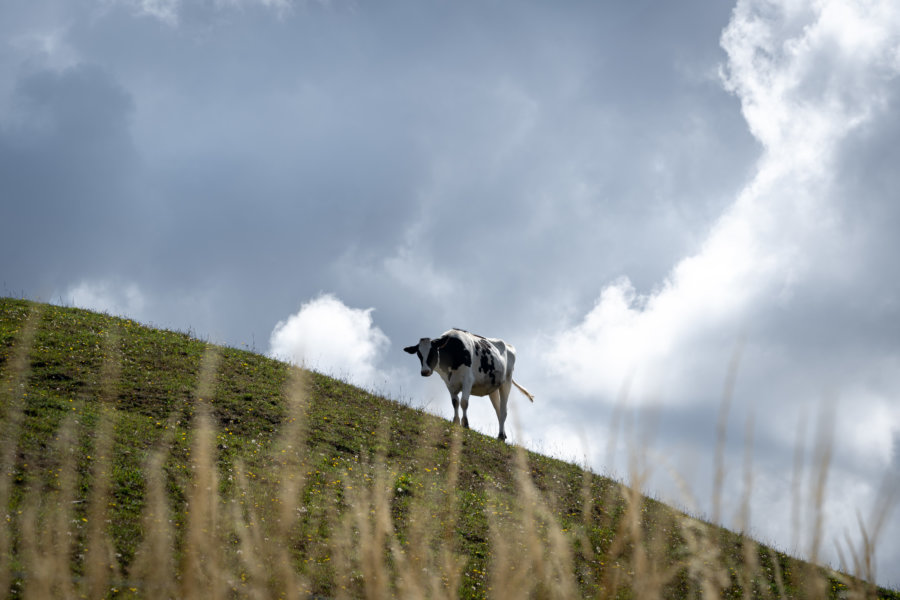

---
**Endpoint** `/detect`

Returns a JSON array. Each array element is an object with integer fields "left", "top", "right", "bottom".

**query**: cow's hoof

[
  {"left": 497, "top": 432, "right": 507, "bottom": 442},
  {"left": 462, "top": 417, "right": 469, "bottom": 429},
  {"left": 452, "top": 416, "right": 460, "bottom": 425}
]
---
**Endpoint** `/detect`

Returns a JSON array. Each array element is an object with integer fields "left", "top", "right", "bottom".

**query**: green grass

[{"left": 0, "top": 297, "right": 896, "bottom": 599}]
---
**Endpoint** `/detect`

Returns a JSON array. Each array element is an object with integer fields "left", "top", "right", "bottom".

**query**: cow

[{"left": 404, "top": 329, "right": 534, "bottom": 441}]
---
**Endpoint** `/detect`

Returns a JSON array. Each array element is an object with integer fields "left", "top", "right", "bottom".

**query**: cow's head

[{"left": 404, "top": 336, "right": 449, "bottom": 377}]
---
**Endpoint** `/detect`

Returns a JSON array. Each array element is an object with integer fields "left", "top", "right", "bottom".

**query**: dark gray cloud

[
  {"left": 0, "top": 63, "right": 139, "bottom": 287},
  {"left": 2, "top": 0, "right": 754, "bottom": 349}
]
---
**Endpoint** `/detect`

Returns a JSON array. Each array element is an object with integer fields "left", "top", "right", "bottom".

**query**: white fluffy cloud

[
  {"left": 269, "top": 294, "right": 390, "bottom": 389},
  {"left": 546, "top": 0, "right": 900, "bottom": 402},
  {"left": 541, "top": 0, "right": 900, "bottom": 578},
  {"left": 61, "top": 280, "right": 147, "bottom": 319}
]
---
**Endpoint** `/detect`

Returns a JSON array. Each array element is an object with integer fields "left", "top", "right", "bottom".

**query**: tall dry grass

[
  {"left": 0, "top": 312, "right": 896, "bottom": 599},
  {"left": 0, "top": 306, "right": 42, "bottom": 597}
]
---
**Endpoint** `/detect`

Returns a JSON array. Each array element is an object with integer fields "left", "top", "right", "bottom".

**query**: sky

[{"left": 2, "top": 0, "right": 900, "bottom": 587}]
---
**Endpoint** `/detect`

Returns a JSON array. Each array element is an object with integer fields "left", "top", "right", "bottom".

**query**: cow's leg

[
  {"left": 489, "top": 390, "right": 502, "bottom": 438},
  {"left": 450, "top": 393, "right": 460, "bottom": 425},
  {"left": 496, "top": 382, "right": 511, "bottom": 441},
  {"left": 460, "top": 385, "right": 471, "bottom": 429},
  {"left": 489, "top": 390, "right": 501, "bottom": 419}
]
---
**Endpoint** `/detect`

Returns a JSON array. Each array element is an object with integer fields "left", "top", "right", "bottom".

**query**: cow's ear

[
  {"left": 432, "top": 336, "right": 450, "bottom": 350},
  {"left": 403, "top": 345, "right": 418, "bottom": 354}
]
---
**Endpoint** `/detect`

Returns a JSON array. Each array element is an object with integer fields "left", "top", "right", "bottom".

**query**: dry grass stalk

[
  {"left": 81, "top": 410, "right": 119, "bottom": 598},
  {"left": 387, "top": 422, "right": 441, "bottom": 598},
  {"left": 858, "top": 474, "right": 898, "bottom": 590},
  {"left": 230, "top": 463, "right": 275, "bottom": 599},
  {"left": 363, "top": 464, "right": 394, "bottom": 600},
  {"left": 810, "top": 402, "right": 835, "bottom": 568},
  {"left": 435, "top": 427, "right": 466, "bottom": 599},
  {"left": 766, "top": 546, "right": 789, "bottom": 600},
  {"left": 488, "top": 446, "right": 578, "bottom": 600},
  {"left": 577, "top": 450, "right": 597, "bottom": 556},
  {"left": 329, "top": 420, "right": 468, "bottom": 600},
  {"left": 20, "top": 418, "right": 79, "bottom": 600},
  {"left": 82, "top": 326, "right": 122, "bottom": 598},
  {"left": 595, "top": 411, "right": 670, "bottom": 599},
  {"left": 620, "top": 478, "right": 667, "bottom": 599},
  {"left": 394, "top": 422, "right": 465, "bottom": 600},
  {"left": 626, "top": 419, "right": 685, "bottom": 600},
  {"left": 130, "top": 450, "right": 178, "bottom": 600},
  {"left": 806, "top": 401, "right": 835, "bottom": 600},
  {"left": 836, "top": 469, "right": 898, "bottom": 600},
  {"left": 0, "top": 307, "right": 43, "bottom": 596},
  {"left": 330, "top": 486, "right": 355, "bottom": 600},
  {"left": 273, "top": 367, "right": 310, "bottom": 600},
  {"left": 179, "top": 347, "right": 225, "bottom": 600},
  {"left": 713, "top": 340, "right": 744, "bottom": 526},
  {"left": 791, "top": 411, "right": 808, "bottom": 556},
  {"left": 179, "top": 410, "right": 222, "bottom": 598},
  {"left": 339, "top": 457, "right": 392, "bottom": 600},
  {"left": 680, "top": 517, "right": 730, "bottom": 600},
  {"left": 229, "top": 365, "right": 310, "bottom": 599},
  {"left": 440, "top": 428, "right": 465, "bottom": 571},
  {"left": 738, "top": 413, "right": 758, "bottom": 600},
  {"left": 277, "top": 367, "right": 309, "bottom": 525}
]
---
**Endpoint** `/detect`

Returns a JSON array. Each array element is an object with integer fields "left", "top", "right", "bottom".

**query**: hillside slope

[{"left": 0, "top": 298, "right": 895, "bottom": 599}]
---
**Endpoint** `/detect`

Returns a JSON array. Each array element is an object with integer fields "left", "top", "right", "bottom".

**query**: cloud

[
  {"left": 136, "top": 0, "right": 180, "bottom": 25},
  {"left": 269, "top": 294, "right": 390, "bottom": 388},
  {"left": 0, "top": 0, "right": 748, "bottom": 354},
  {"left": 102, "top": 0, "right": 338, "bottom": 25},
  {"left": 212, "top": 0, "right": 296, "bottom": 16},
  {"left": 545, "top": 0, "right": 900, "bottom": 404},
  {"left": 60, "top": 279, "right": 147, "bottom": 319},
  {"left": 0, "top": 63, "right": 140, "bottom": 293},
  {"left": 8, "top": 27, "right": 80, "bottom": 72},
  {"left": 541, "top": 0, "right": 900, "bottom": 577},
  {"left": 99, "top": 0, "right": 181, "bottom": 25}
]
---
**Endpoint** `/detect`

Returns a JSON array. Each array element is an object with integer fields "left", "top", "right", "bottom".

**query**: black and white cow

[{"left": 404, "top": 329, "right": 534, "bottom": 441}]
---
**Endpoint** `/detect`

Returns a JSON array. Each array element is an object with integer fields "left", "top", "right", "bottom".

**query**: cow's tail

[{"left": 512, "top": 379, "right": 534, "bottom": 402}]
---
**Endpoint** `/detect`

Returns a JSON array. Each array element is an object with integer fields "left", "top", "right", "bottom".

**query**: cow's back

[
  {"left": 492, "top": 338, "right": 515, "bottom": 377},
  {"left": 468, "top": 334, "right": 512, "bottom": 396}
]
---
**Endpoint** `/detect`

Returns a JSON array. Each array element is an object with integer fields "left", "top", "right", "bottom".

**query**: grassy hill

[{"left": 0, "top": 297, "right": 895, "bottom": 599}]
